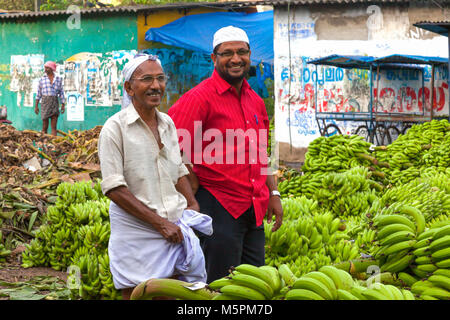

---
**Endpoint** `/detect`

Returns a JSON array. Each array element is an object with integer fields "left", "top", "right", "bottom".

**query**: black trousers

[{"left": 195, "top": 187, "right": 265, "bottom": 283}]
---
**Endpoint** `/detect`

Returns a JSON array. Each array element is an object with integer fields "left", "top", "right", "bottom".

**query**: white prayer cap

[
  {"left": 213, "top": 26, "right": 249, "bottom": 50},
  {"left": 121, "top": 53, "right": 163, "bottom": 109}
]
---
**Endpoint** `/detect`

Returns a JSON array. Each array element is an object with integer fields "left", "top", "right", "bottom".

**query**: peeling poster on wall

[
  {"left": 10, "top": 54, "right": 44, "bottom": 107},
  {"left": 66, "top": 91, "right": 84, "bottom": 121}
]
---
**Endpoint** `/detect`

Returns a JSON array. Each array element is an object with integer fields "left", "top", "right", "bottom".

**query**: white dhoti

[{"left": 108, "top": 202, "right": 213, "bottom": 289}]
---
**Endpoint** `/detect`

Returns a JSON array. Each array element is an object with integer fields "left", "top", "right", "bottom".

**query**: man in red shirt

[{"left": 168, "top": 26, "right": 283, "bottom": 283}]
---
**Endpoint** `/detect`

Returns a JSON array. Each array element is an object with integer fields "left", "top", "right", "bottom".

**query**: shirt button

[
  {"left": 246, "top": 120, "right": 250, "bottom": 124},
  {"left": 252, "top": 197, "right": 256, "bottom": 200},
  {"left": 251, "top": 179, "right": 255, "bottom": 183}
]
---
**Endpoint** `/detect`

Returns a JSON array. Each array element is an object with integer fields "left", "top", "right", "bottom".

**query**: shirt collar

[
  {"left": 212, "top": 69, "right": 251, "bottom": 95},
  {"left": 125, "top": 103, "right": 169, "bottom": 133}
]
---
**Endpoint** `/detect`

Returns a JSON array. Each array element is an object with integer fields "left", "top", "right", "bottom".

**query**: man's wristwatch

[{"left": 270, "top": 190, "right": 281, "bottom": 197}]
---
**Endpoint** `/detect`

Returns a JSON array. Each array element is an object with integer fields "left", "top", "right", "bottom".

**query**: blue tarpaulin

[{"left": 145, "top": 11, "right": 274, "bottom": 64}]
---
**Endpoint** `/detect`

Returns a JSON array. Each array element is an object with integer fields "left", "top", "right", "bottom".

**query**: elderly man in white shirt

[{"left": 98, "top": 54, "right": 210, "bottom": 300}]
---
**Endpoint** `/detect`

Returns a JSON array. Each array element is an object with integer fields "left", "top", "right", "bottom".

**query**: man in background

[{"left": 35, "top": 61, "right": 65, "bottom": 136}]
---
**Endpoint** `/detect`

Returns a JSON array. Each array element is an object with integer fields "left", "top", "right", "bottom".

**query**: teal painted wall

[{"left": 0, "top": 14, "right": 137, "bottom": 132}]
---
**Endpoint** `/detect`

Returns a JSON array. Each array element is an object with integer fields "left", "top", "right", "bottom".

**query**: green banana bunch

[
  {"left": 374, "top": 119, "right": 450, "bottom": 185},
  {"left": 361, "top": 282, "right": 415, "bottom": 300},
  {"left": 209, "top": 264, "right": 282, "bottom": 300},
  {"left": 410, "top": 269, "right": 450, "bottom": 300},
  {"left": 98, "top": 251, "right": 121, "bottom": 300},
  {"left": 131, "top": 278, "right": 217, "bottom": 300},
  {"left": 408, "top": 223, "right": 450, "bottom": 280},
  {"left": 21, "top": 238, "right": 48, "bottom": 268},
  {"left": 71, "top": 253, "right": 103, "bottom": 300},
  {"left": 21, "top": 180, "right": 121, "bottom": 300},
  {"left": 286, "top": 266, "right": 356, "bottom": 300}
]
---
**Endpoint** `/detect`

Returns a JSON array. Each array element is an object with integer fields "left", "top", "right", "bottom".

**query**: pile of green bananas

[
  {"left": 285, "top": 264, "right": 416, "bottom": 300},
  {"left": 209, "top": 264, "right": 285, "bottom": 300},
  {"left": 370, "top": 203, "right": 426, "bottom": 273},
  {"left": 380, "top": 171, "right": 450, "bottom": 223},
  {"left": 374, "top": 119, "right": 450, "bottom": 185},
  {"left": 264, "top": 200, "right": 359, "bottom": 277},
  {"left": 21, "top": 180, "right": 121, "bottom": 300},
  {"left": 408, "top": 269, "right": 450, "bottom": 300},
  {"left": 409, "top": 223, "right": 450, "bottom": 278},
  {"left": 278, "top": 166, "right": 382, "bottom": 218},
  {"left": 302, "top": 134, "right": 388, "bottom": 174}
]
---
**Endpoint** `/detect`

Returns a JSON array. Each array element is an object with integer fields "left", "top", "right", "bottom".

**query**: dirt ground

[{"left": 0, "top": 245, "right": 67, "bottom": 285}]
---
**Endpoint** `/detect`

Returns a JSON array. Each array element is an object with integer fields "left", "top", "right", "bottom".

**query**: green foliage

[{"left": 0, "top": 0, "right": 34, "bottom": 11}]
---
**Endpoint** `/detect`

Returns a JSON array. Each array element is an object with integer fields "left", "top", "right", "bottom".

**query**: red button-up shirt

[{"left": 168, "top": 70, "right": 270, "bottom": 226}]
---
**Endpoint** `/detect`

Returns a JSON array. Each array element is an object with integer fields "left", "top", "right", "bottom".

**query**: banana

[
  {"left": 292, "top": 277, "right": 334, "bottom": 300},
  {"left": 431, "top": 247, "right": 450, "bottom": 261},
  {"left": 433, "top": 269, "right": 450, "bottom": 278},
  {"left": 336, "top": 269, "right": 355, "bottom": 291},
  {"left": 361, "top": 288, "right": 388, "bottom": 300},
  {"left": 421, "top": 287, "right": 450, "bottom": 300},
  {"left": 302, "top": 271, "right": 337, "bottom": 300},
  {"left": 208, "top": 277, "right": 234, "bottom": 291},
  {"left": 413, "top": 237, "right": 433, "bottom": 249},
  {"left": 428, "top": 274, "right": 450, "bottom": 291},
  {"left": 233, "top": 264, "right": 274, "bottom": 290},
  {"left": 278, "top": 264, "right": 297, "bottom": 287},
  {"left": 436, "top": 258, "right": 450, "bottom": 268},
  {"left": 414, "top": 256, "right": 433, "bottom": 265},
  {"left": 411, "top": 280, "right": 434, "bottom": 295},
  {"left": 336, "top": 288, "right": 359, "bottom": 300},
  {"left": 350, "top": 285, "right": 367, "bottom": 300},
  {"left": 285, "top": 288, "right": 325, "bottom": 300},
  {"left": 212, "top": 293, "right": 242, "bottom": 300},
  {"left": 416, "top": 228, "right": 439, "bottom": 241},
  {"left": 385, "top": 284, "right": 405, "bottom": 300},
  {"left": 130, "top": 278, "right": 218, "bottom": 300},
  {"left": 371, "top": 283, "right": 395, "bottom": 300},
  {"left": 380, "top": 253, "right": 414, "bottom": 273},
  {"left": 398, "top": 272, "right": 419, "bottom": 287},
  {"left": 420, "top": 294, "right": 439, "bottom": 300},
  {"left": 401, "top": 289, "right": 416, "bottom": 300},
  {"left": 382, "top": 240, "right": 417, "bottom": 256},
  {"left": 377, "top": 224, "right": 416, "bottom": 240},
  {"left": 380, "top": 230, "right": 415, "bottom": 246},
  {"left": 220, "top": 284, "right": 266, "bottom": 300},
  {"left": 229, "top": 273, "right": 274, "bottom": 300},
  {"left": 400, "top": 205, "right": 425, "bottom": 234},
  {"left": 259, "top": 266, "right": 281, "bottom": 293},
  {"left": 429, "top": 235, "right": 450, "bottom": 252},
  {"left": 373, "top": 214, "right": 416, "bottom": 231},
  {"left": 433, "top": 225, "right": 450, "bottom": 240},
  {"left": 413, "top": 246, "right": 431, "bottom": 257}
]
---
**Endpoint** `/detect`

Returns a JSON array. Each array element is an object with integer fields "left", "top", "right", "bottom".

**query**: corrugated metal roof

[
  {"left": 0, "top": 2, "right": 262, "bottom": 20},
  {"left": 1, "top": 0, "right": 448, "bottom": 20},
  {"left": 414, "top": 21, "right": 450, "bottom": 37}
]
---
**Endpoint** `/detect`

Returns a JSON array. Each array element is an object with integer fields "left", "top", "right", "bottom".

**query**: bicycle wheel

[
  {"left": 370, "top": 124, "right": 387, "bottom": 146},
  {"left": 354, "top": 125, "right": 370, "bottom": 142},
  {"left": 323, "top": 124, "right": 342, "bottom": 137},
  {"left": 386, "top": 125, "right": 400, "bottom": 144}
]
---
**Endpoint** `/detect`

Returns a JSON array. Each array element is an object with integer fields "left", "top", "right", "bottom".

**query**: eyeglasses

[
  {"left": 130, "top": 74, "right": 169, "bottom": 84},
  {"left": 215, "top": 49, "right": 250, "bottom": 58}
]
